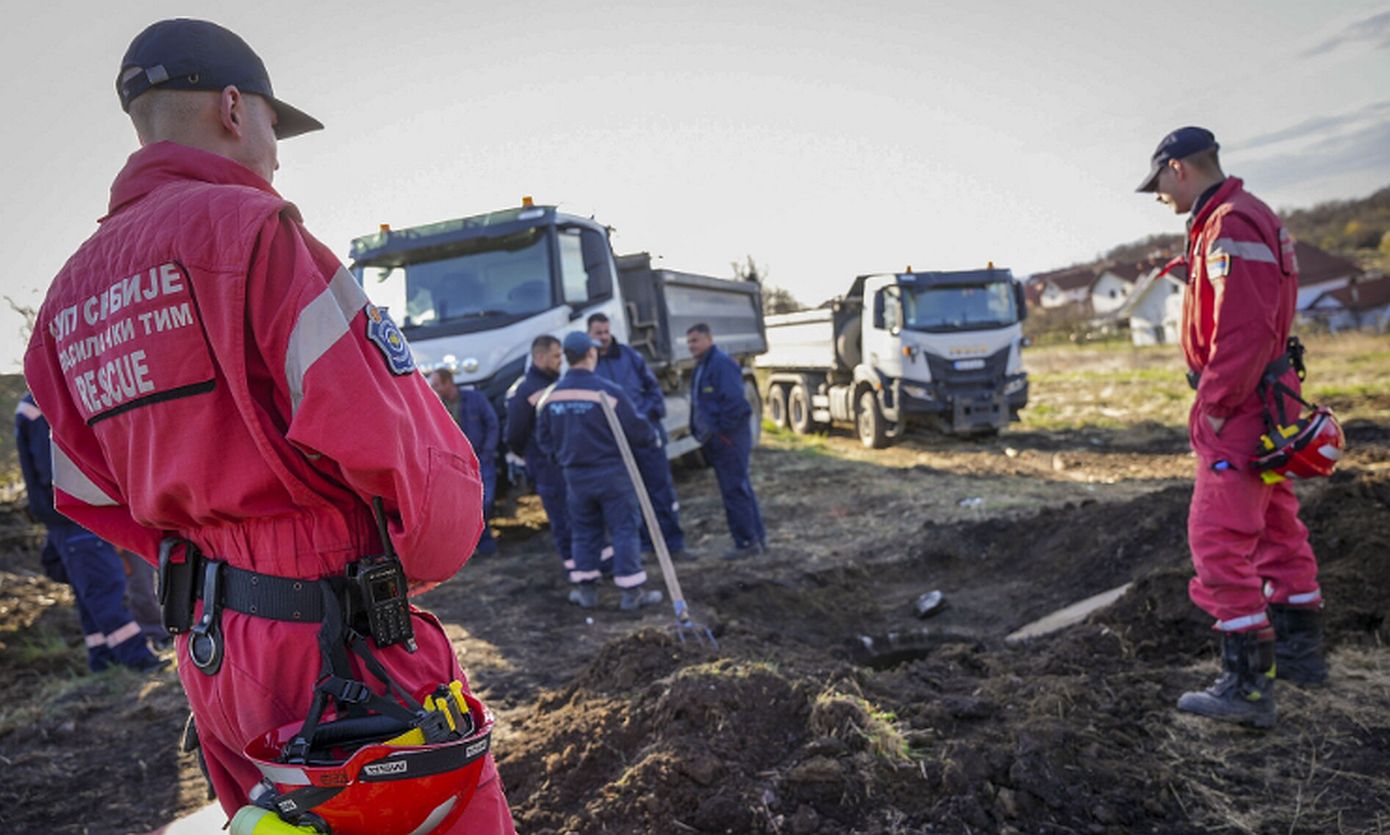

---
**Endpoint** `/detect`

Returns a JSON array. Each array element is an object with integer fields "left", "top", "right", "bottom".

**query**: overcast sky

[{"left": 2, "top": 1, "right": 1388, "bottom": 371}]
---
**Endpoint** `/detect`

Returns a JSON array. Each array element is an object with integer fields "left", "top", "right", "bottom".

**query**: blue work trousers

[
  {"left": 564, "top": 466, "right": 646, "bottom": 589},
  {"left": 528, "top": 455, "right": 572, "bottom": 566},
  {"left": 704, "top": 426, "right": 766, "bottom": 549},
  {"left": 634, "top": 439, "right": 684, "bottom": 553},
  {"left": 477, "top": 465, "right": 497, "bottom": 549},
  {"left": 49, "top": 525, "right": 157, "bottom": 671}
]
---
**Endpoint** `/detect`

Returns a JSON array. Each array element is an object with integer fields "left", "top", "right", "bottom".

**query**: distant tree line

[{"left": 732, "top": 255, "right": 804, "bottom": 315}]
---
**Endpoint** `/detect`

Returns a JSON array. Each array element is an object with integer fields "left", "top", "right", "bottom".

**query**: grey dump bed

[{"left": 615, "top": 252, "right": 767, "bottom": 371}]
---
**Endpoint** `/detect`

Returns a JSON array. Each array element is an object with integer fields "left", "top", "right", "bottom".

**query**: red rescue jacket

[
  {"left": 1182, "top": 177, "right": 1301, "bottom": 422},
  {"left": 24, "top": 141, "right": 482, "bottom": 580}
]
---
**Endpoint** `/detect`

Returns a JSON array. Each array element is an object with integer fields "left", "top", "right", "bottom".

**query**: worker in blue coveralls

[
  {"left": 14, "top": 392, "right": 164, "bottom": 672},
  {"left": 687, "top": 323, "right": 767, "bottom": 560},
  {"left": 506, "top": 335, "right": 573, "bottom": 571},
  {"left": 587, "top": 313, "right": 695, "bottom": 562},
  {"left": 537, "top": 331, "right": 665, "bottom": 611},
  {"left": 430, "top": 368, "right": 499, "bottom": 555}
]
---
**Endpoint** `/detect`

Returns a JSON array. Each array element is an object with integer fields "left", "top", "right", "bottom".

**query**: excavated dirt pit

[{"left": 2, "top": 428, "right": 1388, "bottom": 833}]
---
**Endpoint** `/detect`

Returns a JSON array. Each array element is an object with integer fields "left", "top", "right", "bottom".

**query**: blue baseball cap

[
  {"left": 562, "top": 331, "right": 600, "bottom": 357},
  {"left": 118, "top": 19, "right": 323, "bottom": 140},
  {"left": 1136, "top": 126, "right": 1218, "bottom": 192}
]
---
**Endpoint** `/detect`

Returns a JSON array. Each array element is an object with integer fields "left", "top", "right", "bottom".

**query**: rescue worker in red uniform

[
  {"left": 1138, "top": 126, "right": 1325, "bottom": 729},
  {"left": 24, "top": 19, "right": 515, "bottom": 831}
]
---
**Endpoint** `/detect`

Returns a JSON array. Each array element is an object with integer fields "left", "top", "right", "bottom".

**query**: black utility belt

[
  {"left": 157, "top": 538, "right": 415, "bottom": 676},
  {"left": 1187, "top": 336, "right": 1304, "bottom": 392}
]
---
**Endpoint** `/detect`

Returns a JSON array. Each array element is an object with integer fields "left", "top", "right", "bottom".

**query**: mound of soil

[{"left": 497, "top": 468, "right": 1390, "bottom": 834}]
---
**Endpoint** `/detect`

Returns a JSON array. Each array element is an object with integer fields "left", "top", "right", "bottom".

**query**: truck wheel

[
  {"left": 858, "top": 390, "right": 889, "bottom": 449},
  {"left": 788, "top": 384, "right": 814, "bottom": 435},
  {"left": 744, "top": 378, "right": 763, "bottom": 447},
  {"left": 766, "top": 384, "right": 790, "bottom": 430}
]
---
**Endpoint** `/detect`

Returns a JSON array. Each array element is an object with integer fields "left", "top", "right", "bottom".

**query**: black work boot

[
  {"left": 1177, "top": 629, "right": 1277, "bottom": 729},
  {"left": 619, "top": 585, "right": 663, "bottom": 611},
  {"left": 568, "top": 582, "right": 598, "bottom": 609},
  {"left": 1269, "top": 604, "right": 1329, "bottom": 686}
]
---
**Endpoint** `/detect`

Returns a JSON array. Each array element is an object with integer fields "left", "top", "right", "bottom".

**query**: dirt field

[{"left": 2, "top": 334, "right": 1388, "bottom": 834}]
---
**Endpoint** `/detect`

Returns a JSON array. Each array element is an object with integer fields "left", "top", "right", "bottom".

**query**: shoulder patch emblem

[
  {"left": 364, "top": 304, "right": 415, "bottom": 375},
  {"left": 1207, "top": 250, "right": 1231, "bottom": 282}
]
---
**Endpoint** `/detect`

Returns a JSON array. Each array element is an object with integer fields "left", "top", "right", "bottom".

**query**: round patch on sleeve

[{"left": 364, "top": 304, "right": 416, "bottom": 375}]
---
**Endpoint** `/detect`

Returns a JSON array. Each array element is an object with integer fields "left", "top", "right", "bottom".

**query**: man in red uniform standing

[
  {"left": 1138, "top": 126, "right": 1326, "bottom": 729},
  {"left": 24, "top": 19, "right": 515, "bottom": 831}
]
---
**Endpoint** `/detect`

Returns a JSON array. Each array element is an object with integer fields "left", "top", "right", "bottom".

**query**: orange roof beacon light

[
  {"left": 379, "top": 223, "right": 391, "bottom": 233},
  {"left": 521, "top": 195, "right": 534, "bottom": 208}
]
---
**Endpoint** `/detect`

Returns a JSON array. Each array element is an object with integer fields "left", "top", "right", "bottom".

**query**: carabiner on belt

[{"left": 189, "top": 561, "right": 225, "bottom": 675}]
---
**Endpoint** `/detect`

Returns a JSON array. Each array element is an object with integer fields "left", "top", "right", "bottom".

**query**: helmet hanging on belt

[
  {"left": 1250, "top": 338, "right": 1345, "bottom": 484},
  {"left": 240, "top": 681, "right": 493, "bottom": 835},
  {"left": 1253, "top": 405, "right": 1344, "bottom": 483}
]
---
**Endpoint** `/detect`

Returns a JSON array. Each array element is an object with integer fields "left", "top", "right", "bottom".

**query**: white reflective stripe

[
  {"left": 285, "top": 274, "right": 357, "bottom": 414},
  {"left": 106, "top": 621, "right": 143, "bottom": 647},
  {"left": 1287, "top": 590, "right": 1322, "bottom": 606},
  {"left": 600, "top": 545, "right": 614, "bottom": 561},
  {"left": 328, "top": 266, "right": 369, "bottom": 318},
  {"left": 1216, "top": 611, "right": 1269, "bottom": 632},
  {"left": 16, "top": 400, "right": 41, "bottom": 420},
  {"left": 562, "top": 559, "right": 576, "bottom": 570},
  {"left": 52, "top": 444, "right": 118, "bottom": 507},
  {"left": 85, "top": 633, "right": 106, "bottom": 648},
  {"left": 254, "top": 762, "right": 311, "bottom": 786},
  {"left": 614, "top": 570, "right": 648, "bottom": 589},
  {"left": 1318, "top": 444, "right": 1341, "bottom": 461},
  {"left": 569, "top": 569, "right": 602, "bottom": 583},
  {"left": 543, "top": 388, "right": 618, "bottom": 407},
  {"left": 528, "top": 389, "right": 545, "bottom": 406},
  {"left": 1209, "top": 238, "right": 1277, "bottom": 264},
  {"left": 407, "top": 795, "right": 458, "bottom": 835}
]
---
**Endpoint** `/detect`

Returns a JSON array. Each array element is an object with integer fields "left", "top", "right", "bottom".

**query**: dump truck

[
  {"left": 756, "top": 268, "right": 1028, "bottom": 447},
  {"left": 347, "top": 203, "right": 767, "bottom": 460}
]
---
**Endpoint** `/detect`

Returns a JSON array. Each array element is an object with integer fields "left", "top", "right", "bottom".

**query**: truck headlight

[
  {"left": 902, "top": 384, "right": 930, "bottom": 400},
  {"left": 1004, "top": 376, "right": 1026, "bottom": 395}
]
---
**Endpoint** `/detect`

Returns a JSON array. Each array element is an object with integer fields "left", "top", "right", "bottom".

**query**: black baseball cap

[
  {"left": 117, "top": 19, "right": 322, "bottom": 140},
  {"left": 1136, "top": 126, "right": 1218, "bottom": 192}
]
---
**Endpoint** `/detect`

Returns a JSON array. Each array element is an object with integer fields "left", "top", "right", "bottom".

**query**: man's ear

[{"left": 218, "top": 85, "right": 244, "bottom": 137}]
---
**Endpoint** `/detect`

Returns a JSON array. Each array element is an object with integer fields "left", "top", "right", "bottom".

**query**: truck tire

[
  {"left": 858, "top": 389, "right": 889, "bottom": 449},
  {"left": 766, "top": 383, "right": 790, "bottom": 430},
  {"left": 788, "top": 383, "right": 814, "bottom": 435},
  {"left": 744, "top": 378, "right": 763, "bottom": 447}
]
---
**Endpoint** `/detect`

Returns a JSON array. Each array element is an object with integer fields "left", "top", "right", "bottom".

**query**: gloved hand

[{"left": 506, "top": 453, "right": 528, "bottom": 493}]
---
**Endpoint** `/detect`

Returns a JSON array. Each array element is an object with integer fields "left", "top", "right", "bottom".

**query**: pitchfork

[{"left": 595, "top": 393, "right": 718, "bottom": 650}]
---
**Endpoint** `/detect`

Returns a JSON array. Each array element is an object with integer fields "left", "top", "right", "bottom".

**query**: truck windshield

[
  {"left": 362, "top": 228, "right": 554, "bottom": 329},
  {"left": 902, "top": 282, "right": 1020, "bottom": 332}
]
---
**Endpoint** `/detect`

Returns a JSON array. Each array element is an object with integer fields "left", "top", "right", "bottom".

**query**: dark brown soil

[{"left": 2, "top": 423, "right": 1388, "bottom": 834}]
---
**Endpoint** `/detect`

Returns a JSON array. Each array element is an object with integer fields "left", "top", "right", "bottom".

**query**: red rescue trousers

[{"left": 1187, "top": 405, "right": 1321, "bottom": 631}]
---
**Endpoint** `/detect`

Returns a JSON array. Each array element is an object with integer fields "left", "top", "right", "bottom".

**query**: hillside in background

[{"left": 1080, "top": 182, "right": 1390, "bottom": 278}]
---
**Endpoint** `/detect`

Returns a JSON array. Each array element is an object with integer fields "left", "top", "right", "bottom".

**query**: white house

[
  {"left": 1120, "top": 261, "right": 1187, "bottom": 346},
  {"left": 1305, "top": 274, "right": 1390, "bottom": 333},
  {"left": 1090, "top": 261, "right": 1148, "bottom": 317},
  {"left": 1292, "top": 241, "right": 1362, "bottom": 311},
  {"left": 1034, "top": 266, "right": 1096, "bottom": 310}
]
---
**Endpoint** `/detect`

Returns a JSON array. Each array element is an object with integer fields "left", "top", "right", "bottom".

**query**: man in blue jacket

[
  {"left": 505, "top": 336, "right": 572, "bottom": 570},
  {"left": 587, "top": 313, "right": 692, "bottom": 561},
  {"left": 15, "top": 393, "right": 164, "bottom": 672},
  {"left": 537, "top": 332, "right": 664, "bottom": 610},
  {"left": 687, "top": 323, "right": 766, "bottom": 559},
  {"left": 430, "top": 369, "right": 499, "bottom": 555}
]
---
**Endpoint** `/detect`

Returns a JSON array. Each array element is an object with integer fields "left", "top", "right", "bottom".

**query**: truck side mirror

[
  {"left": 1014, "top": 282, "right": 1029, "bottom": 321},
  {"left": 873, "top": 290, "right": 886, "bottom": 330}
]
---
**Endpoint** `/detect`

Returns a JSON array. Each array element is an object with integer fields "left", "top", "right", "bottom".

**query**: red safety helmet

[
  {"left": 1251, "top": 406, "right": 1344, "bottom": 481},
  {"left": 242, "top": 687, "right": 494, "bottom": 835}
]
